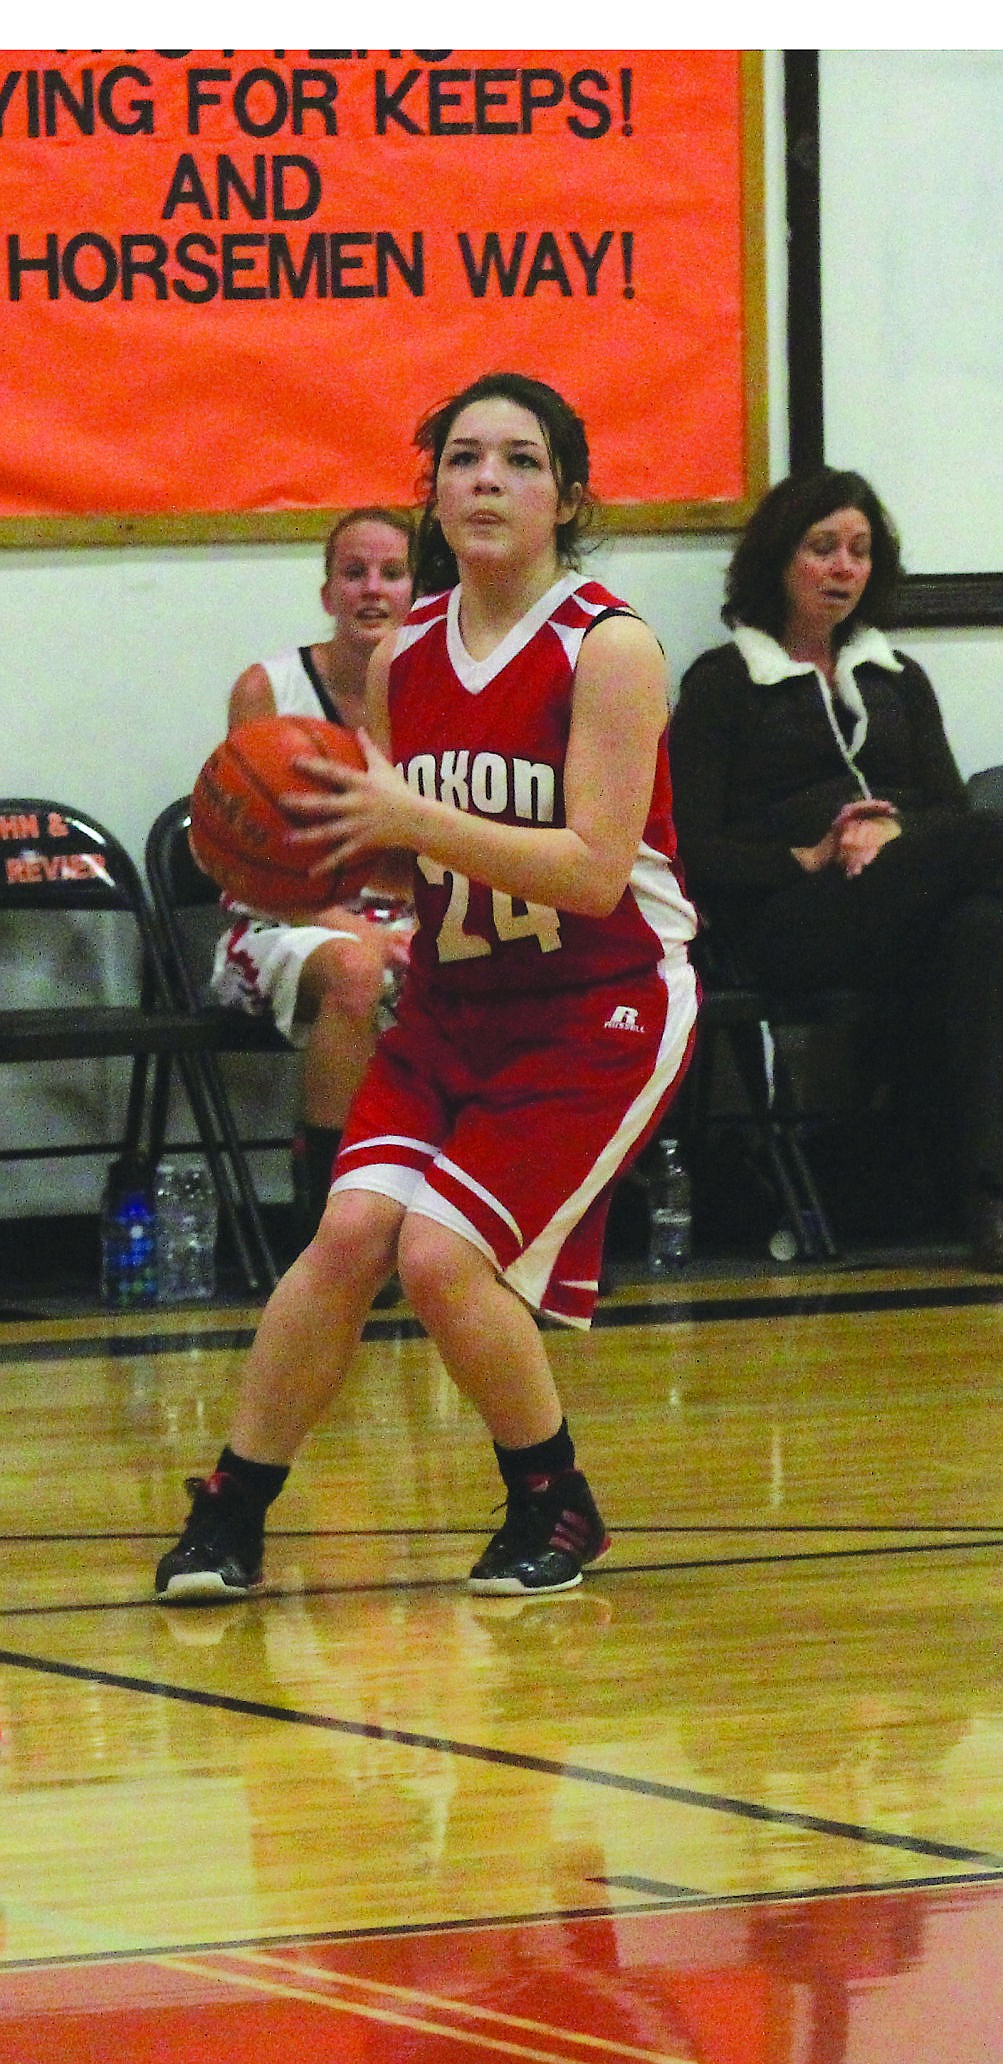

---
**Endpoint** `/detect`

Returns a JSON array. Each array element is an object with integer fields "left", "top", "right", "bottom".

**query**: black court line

[
  {"left": 579, "top": 1534, "right": 1003, "bottom": 1578},
  {"left": 5, "top": 1519, "right": 1003, "bottom": 1543},
  {"left": 0, "top": 1642, "right": 999, "bottom": 1870},
  {"left": 593, "top": 1869, "right": 1003, "bottom": 1906},
  {"left": 0, "top": 1327, "right": 261, "bottom": 1365},
  {"left": 594, "top": 1280, "right": 1003, "bottom": 1326},
  {"left": 3, "top": 1274, "right": 1003, "bottom": 1366},
  {"left": 5, "top": 1869, "right": 1003, "bottom": 1974},
  {"left": 2, "top": 1529, "right": 1002, "bottom": 1620}
]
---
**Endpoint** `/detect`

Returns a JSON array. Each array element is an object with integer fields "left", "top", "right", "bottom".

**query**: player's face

[
  {"left": 435, "top": 396, "right": 581, "bottom": 574},
  {"left": 322, "top": 520, "right": 413, "bottom": 651},
  {"left": 782, "top": 505, "right": 872, "bottom": 647}
]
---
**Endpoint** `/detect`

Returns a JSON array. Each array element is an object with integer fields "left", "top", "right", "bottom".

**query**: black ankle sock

[
  {"left": 494, "top": 1418, "right": 576, "bottom": 1491},
  {"left": 217, "top": 1445, "right": 289, "bottom": 1511}
]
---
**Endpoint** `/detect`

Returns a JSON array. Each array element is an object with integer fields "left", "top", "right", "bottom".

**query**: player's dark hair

[
  {"left": 723, "top": 467, "right": 903, "bottom": 646},
  {"left": 412, "top": 371, "right": 594, "bottom": 594},
  {"left": 323, "top": 506, "right": 416, "bottom": 579}
]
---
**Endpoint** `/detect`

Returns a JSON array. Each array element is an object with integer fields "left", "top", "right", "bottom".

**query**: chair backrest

[
  {"left": 145, "top": 794, "right": 291, "bottom": 1083},
  {"left": 0, "top": 797, "right": 166, "bottom": 1001},
  {"left": 2, "top": 797, "right": 149, "bottom": 914},
  {"left": 967, "top": 764, "right": 1003, "bottom": 813},
  {"left": 145, "top": 796, "right": 229, "bottom": 1009},
  {"left": 0, "top": 797, "right": 203, "bottom": 1214}
]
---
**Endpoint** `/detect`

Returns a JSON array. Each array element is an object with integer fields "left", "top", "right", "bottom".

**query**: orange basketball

[{"left": 189, "top": 715, "right": 373, "bottom": 916}]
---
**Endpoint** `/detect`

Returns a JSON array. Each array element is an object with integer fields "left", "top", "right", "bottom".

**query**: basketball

[{"left": 189, "top": 715, "right": 373, "bottom": 916}]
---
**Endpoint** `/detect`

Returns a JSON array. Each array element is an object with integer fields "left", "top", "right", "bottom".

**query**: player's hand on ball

[{"left": 285, "top": 730, "right": 415, "bottom": 876}]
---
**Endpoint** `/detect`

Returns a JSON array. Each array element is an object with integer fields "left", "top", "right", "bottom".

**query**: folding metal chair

[
  {"left": 0, "top": 796, "right": 268, "bottom": 1294},
  {"left": 683, "top": 927, "right": 881, "bottom": 1259},
  {"left": 145, "top": 797, "right": 301, "bottom": 1294}
]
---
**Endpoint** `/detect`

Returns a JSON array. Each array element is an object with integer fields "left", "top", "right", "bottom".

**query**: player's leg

[
  {"left": 396, "top": 1214, "right": 610, "bottom": 1596},
  {"left": 294, "top": 943, "right": 377, "bottom": 1241},
  {"left": 400, "top": 1214, "right": 563, "bottom": 1447},
  {"left": 392, "top": 964, "right": 695, "bottom": 1595},
  {"left": 210, "top": 916, "right": 361, "bottom": 1238},
  {"left": 211, "top": 915, "right": 397, "bottom": 1242},
  {"left": 154, "top": 1188, "right": 403, "bottom": 1602},
  {"left": 154, "top": 1010, "right": 445, "bottom": 1604},
  {"left": 292, "top": 927, "right": 392, "bottom": 1238}
]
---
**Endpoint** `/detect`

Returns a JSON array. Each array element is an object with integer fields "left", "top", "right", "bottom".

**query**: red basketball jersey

[{"left": 388, "top": 573, "right": 696, "bottom": 1000}]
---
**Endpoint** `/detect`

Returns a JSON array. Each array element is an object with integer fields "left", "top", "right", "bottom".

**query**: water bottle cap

[{"left": 105, "top": 1152, "right": 155, "bottom": 1206}]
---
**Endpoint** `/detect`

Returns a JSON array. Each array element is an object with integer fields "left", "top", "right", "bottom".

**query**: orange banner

[{"left": 0, "top": 50, "right": 763, "bottom": 532}]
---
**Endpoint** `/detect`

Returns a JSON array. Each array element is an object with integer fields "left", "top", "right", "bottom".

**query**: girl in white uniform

[{"left": 209, "top": 509, "right": 415, "bottom": 1233}]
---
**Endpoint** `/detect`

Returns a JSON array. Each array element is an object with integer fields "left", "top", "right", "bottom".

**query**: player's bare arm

[{"left": 227, "top": 663, "right": 278, "bottom": 731}]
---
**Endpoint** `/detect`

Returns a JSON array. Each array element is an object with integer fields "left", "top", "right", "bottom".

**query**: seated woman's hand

[
  {"left": 834, "top": 803, "right": 902, "bottom": 879},
  {"left": 791, "top": 825, "right": 842, "bottom": 873},
  {"left": 793, "top": 799, "right": 902, "bottom": 878}
]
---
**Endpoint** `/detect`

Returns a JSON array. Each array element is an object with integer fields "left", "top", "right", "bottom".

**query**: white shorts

[{"left": 209, "top": 904, "right": 412, "bottom": 1046}]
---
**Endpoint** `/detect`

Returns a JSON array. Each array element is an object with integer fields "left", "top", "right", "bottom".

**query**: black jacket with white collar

[{"left": 669, "top": 624, "right": 968, "bottom": 925}]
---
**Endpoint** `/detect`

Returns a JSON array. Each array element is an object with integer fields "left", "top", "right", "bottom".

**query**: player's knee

[
  {"left": 314, "top": 988, "right": 375, "bottom": 1037},
  {"left": 397, "top": 1217, "right": 489, "bottom": 1319},
  {"left": 309, "top": 1189, "right": 395, "bottom": 1286},
  {"left": 310, "top": 951, "right": 384, "bottom": 1029}
]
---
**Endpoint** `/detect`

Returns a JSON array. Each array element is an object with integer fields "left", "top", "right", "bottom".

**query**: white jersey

[{"left": 261, "top": 646, "right": 335, "bottom": 721}]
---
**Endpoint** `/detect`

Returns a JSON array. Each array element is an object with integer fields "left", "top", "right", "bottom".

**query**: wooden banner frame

[{"left": 0, "top": 49, "right": 767, "bottom": 549}]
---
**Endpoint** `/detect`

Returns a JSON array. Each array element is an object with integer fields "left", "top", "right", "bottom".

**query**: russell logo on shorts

[{"left": 604, "top": 1005, "right": 643, "bottom": 1033}]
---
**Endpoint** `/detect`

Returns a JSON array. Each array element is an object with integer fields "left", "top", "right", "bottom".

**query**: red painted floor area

[{"left": 1, "top": 1879, "right": 1002, "bottom": 2061}]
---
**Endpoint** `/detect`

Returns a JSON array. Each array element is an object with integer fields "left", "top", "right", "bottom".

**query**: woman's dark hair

[
  {"left": 723, "top": 466, "right": 903, "bottom": 645},
  {"left": 323, "top": 505, "right": 416, "bottom": 579},
  {"left": 411, "top": 371, "right": 595, "bottom": 594}
]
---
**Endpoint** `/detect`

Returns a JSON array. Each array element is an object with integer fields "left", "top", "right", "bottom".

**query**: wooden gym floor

[{"left": 1, "top": 1256, "right": 1002, "bottom": 2059}]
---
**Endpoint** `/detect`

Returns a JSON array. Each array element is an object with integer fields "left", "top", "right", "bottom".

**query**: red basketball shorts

[{"left": 332, "top": 951, "right": 697, "bottom": 1328}]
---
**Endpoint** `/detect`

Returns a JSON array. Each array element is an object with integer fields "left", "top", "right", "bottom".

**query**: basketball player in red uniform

[{"left": 156, "top": 371, "right": 698, "bottom": 1602}]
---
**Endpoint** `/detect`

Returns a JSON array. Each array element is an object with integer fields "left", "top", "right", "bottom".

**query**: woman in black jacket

[{"left": 670, "top": 466, "right": 1003, "bottom": 1265}]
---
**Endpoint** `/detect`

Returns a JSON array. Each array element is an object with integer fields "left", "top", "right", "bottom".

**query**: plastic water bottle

[
  {"left": 100, "top": 1155, "right": 158, "bottom": 1307},
  {"left": 154, "top": 1157, "right": 218, "bottom": 1302},
  {"left": 647, "top": 1137, "right": 692, "bottom": 1272}
]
